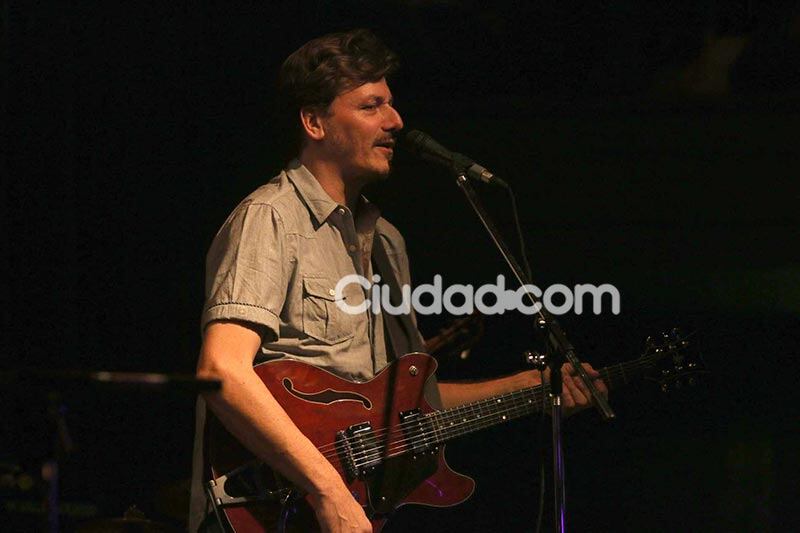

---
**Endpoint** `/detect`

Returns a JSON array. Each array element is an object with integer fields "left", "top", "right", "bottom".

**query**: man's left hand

[{"left": 519, "top": 362, "right": 608, "bottom": 417}]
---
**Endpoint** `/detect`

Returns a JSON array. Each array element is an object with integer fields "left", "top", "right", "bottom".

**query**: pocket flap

[{"left": 303, "top": 277, "right": 338, "bottom": 301}]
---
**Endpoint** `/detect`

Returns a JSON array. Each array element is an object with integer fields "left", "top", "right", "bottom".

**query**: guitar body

[{"left": 206, "top": 353, "right": 475, "bottom": 532}]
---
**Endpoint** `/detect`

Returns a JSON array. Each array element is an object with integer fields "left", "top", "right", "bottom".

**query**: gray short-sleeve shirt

[
  {"left": 189, "top": 161, "right": 434, "bottom": 532},
  {"left": 201, "top": 159, "right": 424, "bottom": 380}
]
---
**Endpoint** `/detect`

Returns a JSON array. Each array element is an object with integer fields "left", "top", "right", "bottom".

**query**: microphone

[{"left": 403, "top": 130, "right": 508, "bottom": 188}]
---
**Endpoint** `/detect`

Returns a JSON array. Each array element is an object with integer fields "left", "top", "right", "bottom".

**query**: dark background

[{"left": 4, "top": 1, "right": 800, "bottom": 531}]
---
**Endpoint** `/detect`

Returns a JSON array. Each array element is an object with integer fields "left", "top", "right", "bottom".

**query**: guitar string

[
  {"left": 322, "top": 383, "right": 549, "bottom": 465},
  {"left": 349, "top": 357, "right": 677, "bottom": 467},
  {"left": 324, "top": 385, "right": 555, "bottom": 477},
  {"left": 316, "top": 378, "right": 550, "bottom": 460},
  {"left": 296, "top": 354, "right": 678, "bottom": 478},
  {"left": 313, "top": 357, "right": 655, "bottom": 462},
  {"left": 362, "top": 394, "right": 547, "bottom": 463},
  {"left": 348, "top": 360, "right": 645, "bottom": 466},
  {"left": 326, "top": 381, "right": 576, "bottom": 476},
  {"left": 360, "top": 386, "right": 572, "bottom": 466},
  {"left": 333, "top": 350, "right": 664, "bottom": 457},
  {"left": 322, "top": 361, "right": 644, "bottom": 469},
  {"left": 331, "top": 398, "right": 543, "bottom": 471},
  {"left": 310, "top": 378, "right": 548, "bottom": 456},
  {"left": 316, "top": 358, "right": 657, "bottom": 467},
  {"left": 311, "top": 355, "right": 651, "bottom": 458},
  {"left": 329, "top": 362, "right": 649, "bottom": 468},
  {"left": 347, "top": 360, "right": 659, "bottom": 467},
  {"left": 291, "top": 342, "right": 680, "bottom": 459},
  {"left": 326, "top": 366, "right": 656, "bottom": 474}
]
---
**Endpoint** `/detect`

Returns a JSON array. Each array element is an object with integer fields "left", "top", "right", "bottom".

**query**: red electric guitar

[{"left": 203, "top": 330, "right": 704, "bottom": 532}]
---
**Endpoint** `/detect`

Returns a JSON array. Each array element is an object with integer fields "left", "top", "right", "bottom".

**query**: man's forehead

[{"left": 338, "top": 78, "right": 392, "bottom": 100}]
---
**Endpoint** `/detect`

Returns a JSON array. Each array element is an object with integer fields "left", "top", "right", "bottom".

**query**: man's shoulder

[
  {"left": 225, "top": 169, "right": 311, "bottom": 227},
  {"left": 240, "top": 170, "right": 296, "bottom": 211}
]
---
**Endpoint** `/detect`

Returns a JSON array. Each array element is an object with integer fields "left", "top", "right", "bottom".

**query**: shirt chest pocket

[{"left": 301, "top": 277, "right": 359, "bottom": 344}]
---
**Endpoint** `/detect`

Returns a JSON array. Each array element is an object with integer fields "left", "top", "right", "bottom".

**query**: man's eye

[{"left": 361, "top": 104, "right": 377, "bottom": 110}]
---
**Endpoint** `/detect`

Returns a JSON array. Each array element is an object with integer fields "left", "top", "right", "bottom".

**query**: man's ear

[{"left": 299, "top": 106, "right": 325, "bottom": 141}]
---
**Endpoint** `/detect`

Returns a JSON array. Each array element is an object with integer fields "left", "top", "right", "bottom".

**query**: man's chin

[
  {"left": 363, "top": 162, "right": 393, "bottom": 181},
  {"left": 344, "top": 159, "right": 393, "bottom": 186}
]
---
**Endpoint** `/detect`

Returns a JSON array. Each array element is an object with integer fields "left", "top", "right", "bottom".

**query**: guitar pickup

[
  {"left": 339, "top": 422, "right": 381, "bottom": 479},
  {"left": 399, "top": 409, "right": 437, "bottom": 457}
]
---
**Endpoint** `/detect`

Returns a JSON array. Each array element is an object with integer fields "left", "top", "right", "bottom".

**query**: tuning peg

[{"left": 645, "top": 335, "right": 657, "bottom": 350}]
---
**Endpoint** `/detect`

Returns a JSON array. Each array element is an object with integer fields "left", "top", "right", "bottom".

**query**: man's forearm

[
  {"left": 437, "top": 370, "right": 541, "bottom": 410},
  {"left": 200, "top": 366, "right": 344, "bottom": 494},
  {"left": 439, "top": 364, "right": 607, "bottom": 416},
  {"left": 197, "top": 321, "right": 345, "bottom": 497}
]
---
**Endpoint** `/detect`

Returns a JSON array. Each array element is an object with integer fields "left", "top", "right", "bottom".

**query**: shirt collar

[
  {"left": 286, "top": 159, "right": 340, "bottom": 225},
  {"left": 285, "top": 159, "right": 382, "bottom": 228}
]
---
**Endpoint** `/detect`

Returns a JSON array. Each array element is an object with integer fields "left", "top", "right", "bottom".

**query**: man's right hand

[{"left": 308, "top": 482, "right": 372, "bottom": 533}]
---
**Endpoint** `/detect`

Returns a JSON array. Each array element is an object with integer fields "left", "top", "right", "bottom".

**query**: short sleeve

[{"left": 201, "top": 202, "right": 289, "bottom": 341}]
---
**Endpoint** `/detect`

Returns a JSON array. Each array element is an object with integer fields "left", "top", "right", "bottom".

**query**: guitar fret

[{"left": 431, "top": 385, "right": 544, "bottom": 443}]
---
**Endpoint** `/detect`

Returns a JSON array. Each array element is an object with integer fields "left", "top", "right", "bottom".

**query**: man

[{"left": 190, "top": 29, "right": 606, "bottom": 533}]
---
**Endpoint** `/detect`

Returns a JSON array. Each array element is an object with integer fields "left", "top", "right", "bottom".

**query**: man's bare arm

[
  {"left": 196, "top": 320, "right": 370, "bottom": 533},
  {"left": 438, "top": 364, "right": 607, "bottom": 414}
]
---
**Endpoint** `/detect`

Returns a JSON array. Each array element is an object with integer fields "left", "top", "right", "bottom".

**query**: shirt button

[
  {"left": 328, "top": 288, "right": 336, "bottom": 296},
  {"left": 337, "top": 208, "right": 346, "bottom": 216},
  {"left": 348, "top": 244, "right": 357, "bottom": 253}
]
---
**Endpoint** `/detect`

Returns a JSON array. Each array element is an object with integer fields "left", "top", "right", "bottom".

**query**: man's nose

[{"left": 384, "top": 105, "right": 403, "bottom": 131}]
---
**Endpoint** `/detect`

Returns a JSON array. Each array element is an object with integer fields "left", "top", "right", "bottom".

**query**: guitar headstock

[{"left": 642, "top": 328, "right": 709, "bottom": 393}]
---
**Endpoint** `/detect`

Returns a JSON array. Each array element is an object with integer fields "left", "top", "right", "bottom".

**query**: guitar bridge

[{"left": 339, "top": 422, "right": 381, "bottom": 479}]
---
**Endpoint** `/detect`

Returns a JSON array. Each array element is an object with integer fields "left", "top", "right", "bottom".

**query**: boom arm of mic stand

[{"left": 453, "top": 175, "right": 615, "bottom": 420}]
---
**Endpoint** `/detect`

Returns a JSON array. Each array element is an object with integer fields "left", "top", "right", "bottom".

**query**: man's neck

[{"left": 299, "top": 154, "right": 363, "bottom": 211}]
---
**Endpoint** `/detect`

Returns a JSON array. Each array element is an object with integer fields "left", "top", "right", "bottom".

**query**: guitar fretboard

[{"left": 425, "top": 354, "right": 658, "bottom": 444}]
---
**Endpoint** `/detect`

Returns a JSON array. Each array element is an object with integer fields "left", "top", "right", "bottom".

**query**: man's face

[{"left": 317, "top": 78, "right": 403, "bottom": 182}]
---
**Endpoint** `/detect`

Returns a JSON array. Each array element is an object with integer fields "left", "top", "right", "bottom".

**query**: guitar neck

[{"left": 426, "top": 355, "right": 655, "bottom": 444}]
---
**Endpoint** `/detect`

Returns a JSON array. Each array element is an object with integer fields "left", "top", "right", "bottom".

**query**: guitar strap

[{"left": 371, "top": 232, "right": 424, "bottom": 360}]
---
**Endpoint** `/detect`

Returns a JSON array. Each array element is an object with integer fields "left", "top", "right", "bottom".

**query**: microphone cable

[{"left": 506, "top": 181, "right": 546, "bottom": 533}]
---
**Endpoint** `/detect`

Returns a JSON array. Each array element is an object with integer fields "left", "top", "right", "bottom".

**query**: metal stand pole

[{"left": 453, "top": 175, "right": 614, "bottom": 532}]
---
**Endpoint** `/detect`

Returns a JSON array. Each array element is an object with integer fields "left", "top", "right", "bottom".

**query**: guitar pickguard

[{"left": 364, "top": 450, "right": 439, "bottom": 515}]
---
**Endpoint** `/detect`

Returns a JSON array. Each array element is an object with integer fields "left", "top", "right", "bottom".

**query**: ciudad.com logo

[{"left": 334, "top": 274, "right": 620, "bottom": 316}]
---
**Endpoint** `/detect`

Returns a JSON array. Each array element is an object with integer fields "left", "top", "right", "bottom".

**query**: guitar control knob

[{"left": 409, "top": 365, "right": 418, "bottom": 376}]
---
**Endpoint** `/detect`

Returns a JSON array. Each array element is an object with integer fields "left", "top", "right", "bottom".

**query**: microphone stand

[
  {"left": 2, "top": 369, "right": 221, "bottom": 533},
  {"left": 453, "top": 174, "right": 615, "bottom": 532},
  {"left": 43, "top": 392, "right": 73, "bottom": 533}
]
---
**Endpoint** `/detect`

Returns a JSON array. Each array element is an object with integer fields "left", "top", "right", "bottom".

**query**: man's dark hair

[{"left": 276, "top": 29, "right": 399, "bottom": 150}]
